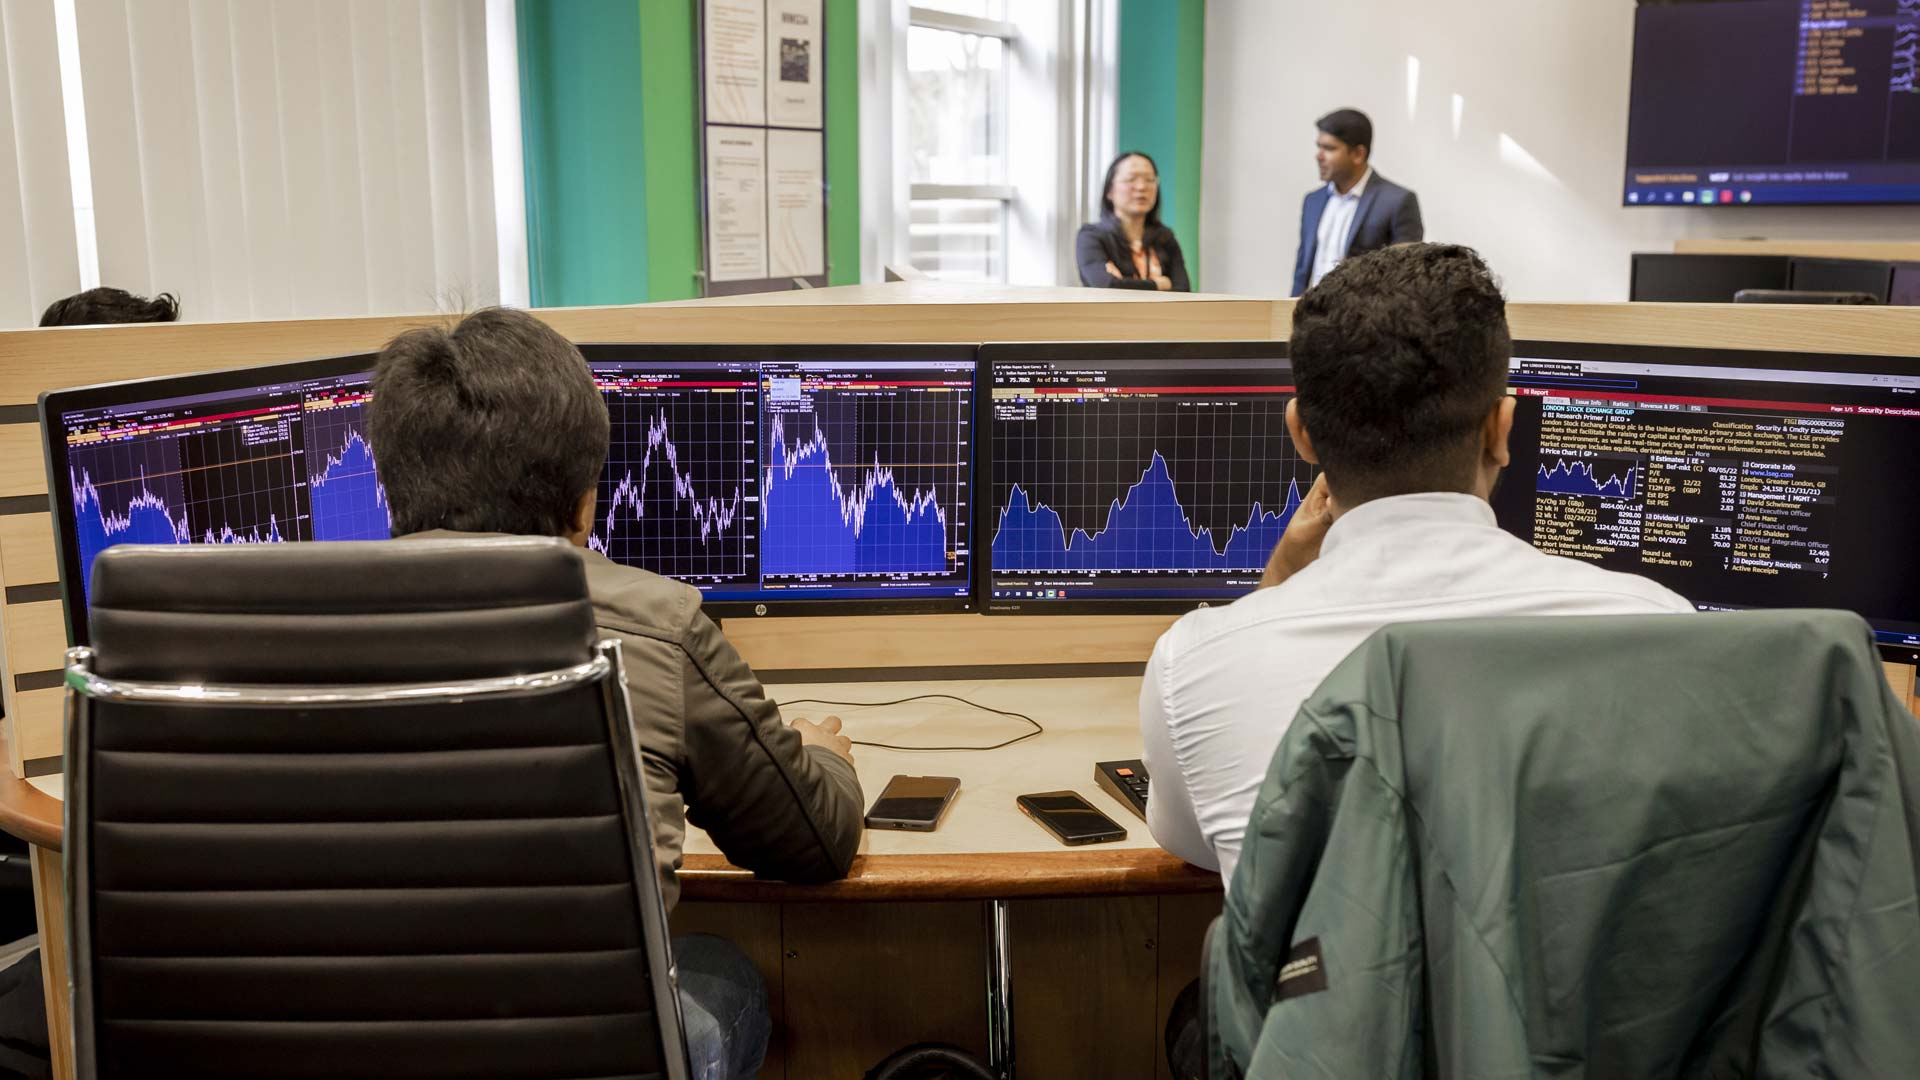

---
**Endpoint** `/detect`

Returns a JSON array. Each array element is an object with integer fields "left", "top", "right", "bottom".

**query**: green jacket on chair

[{"left": 1207, "top": 609, "right": 1920, "bottom": 1078}]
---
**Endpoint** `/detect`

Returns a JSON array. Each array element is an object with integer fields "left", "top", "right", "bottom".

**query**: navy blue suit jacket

[{"left": 1291, "top": 172, "right": 1424, "bottom": 296}]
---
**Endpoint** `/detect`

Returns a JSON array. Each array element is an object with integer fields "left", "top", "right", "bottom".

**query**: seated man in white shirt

[{"left": 1140, "top": 243, "right": 1693, "bottom": 884}]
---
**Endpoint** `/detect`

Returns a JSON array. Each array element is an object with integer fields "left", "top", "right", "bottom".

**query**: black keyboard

[{"left": 1095, "top": 759, "right": 1148, "bottom": 820}]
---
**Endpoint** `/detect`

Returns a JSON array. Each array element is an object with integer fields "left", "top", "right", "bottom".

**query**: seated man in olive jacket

[{"left": 367, "top": 307, "right": 862, "bottom": 1080}]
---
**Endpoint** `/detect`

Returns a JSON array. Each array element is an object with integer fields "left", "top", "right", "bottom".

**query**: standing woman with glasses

[{"left": 1076, "top": 151, "right": 1191, "bottom": 291}]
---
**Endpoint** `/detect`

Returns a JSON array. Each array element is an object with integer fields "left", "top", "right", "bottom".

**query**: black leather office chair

[{"left": 63, "top": 538, "right": 691, "bottom": 1080}]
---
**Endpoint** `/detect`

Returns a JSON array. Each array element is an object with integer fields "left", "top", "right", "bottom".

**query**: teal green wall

[
  {"left": 518, "top": 0, "right": 859, "bottom": 305},
  {"left": 825, "top": 0, "right": 858, "bottom": 285},
  {"left": 636, "top": 2, "right": 701, "bottom": 301},
  {"left": 1117, "top": 0, "right": 1205, "bottom": 287},
  {"left": 517, "top": 0, "right": 649, "bottom": 306}
]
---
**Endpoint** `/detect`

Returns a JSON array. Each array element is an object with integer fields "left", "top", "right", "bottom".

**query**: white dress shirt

[
  {"left": 1307, "top": 167, "right": 1372, "bottom": 289},
  {"left": 1139, "top": 492, "right": 1694, "bottom": 884}
]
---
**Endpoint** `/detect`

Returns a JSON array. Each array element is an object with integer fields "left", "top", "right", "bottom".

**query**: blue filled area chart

[
  {"left": 987, "top": 359, "right": 1309, "bottom": 600},
  {"left": 995, "top": 452, "right": 1300, "bottom": 571},
  {"left": 305, "top": 391, "right": 391, "bottom": 541},
  {"left": 758, "top": 366, "right": 971, "bottom": 584},
  {"left": 65, "top": 404, "right": 309, "bottom": 602}
]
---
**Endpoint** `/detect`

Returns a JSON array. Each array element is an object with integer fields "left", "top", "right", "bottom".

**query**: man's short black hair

[
  {"left": 1289, "top": 243, "right": 1511, "bottom": 504},
  {"left": 39, "top": 287, "right": 179, "bottom": 326},
  {"left": 368, "top": 307, "right": 609, "bottom": 538},
  {"left": 1315, "top": 109, "right": 1373, "bottom": 156}
]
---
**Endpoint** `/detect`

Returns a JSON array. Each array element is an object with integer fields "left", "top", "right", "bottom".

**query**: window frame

[{"left": 904, "top": 5, "right": 1018, "bottom": 282}]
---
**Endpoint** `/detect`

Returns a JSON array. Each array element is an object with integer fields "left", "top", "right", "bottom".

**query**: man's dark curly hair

[
  {"left": 1288, "top": 243, "right": 1511, "bottom": 504},
  {"left": 39, "top": 287, "right": 180, "bottom": 327}
]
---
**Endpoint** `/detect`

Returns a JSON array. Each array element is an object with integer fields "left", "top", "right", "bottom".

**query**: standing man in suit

[{"left": 1291, "top": 109, "right": 1423, "bottom": 296}]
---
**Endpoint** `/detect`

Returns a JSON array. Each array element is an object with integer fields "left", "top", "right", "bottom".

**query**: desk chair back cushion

[
  {"left": 68, "top": 540, "right": 687, "bottom": 1080},
  {"left": 1208, "top": 609, "right": 1920, "bottom": 1079}
]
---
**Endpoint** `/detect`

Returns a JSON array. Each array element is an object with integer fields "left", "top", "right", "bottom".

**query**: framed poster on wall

[{"left": 699, "top": 0, "right": 828, "bottom": 295}]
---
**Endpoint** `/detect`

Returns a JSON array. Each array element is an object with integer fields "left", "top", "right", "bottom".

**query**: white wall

[
  {"left": 75, "top": 0, "right": 501, "bottom": 323},
  {"left": 0, "top": 0, "right": 79, "bottom": 328},
  {"left": 1201, "top": 0, "right": 1920, "bottom": 302}
]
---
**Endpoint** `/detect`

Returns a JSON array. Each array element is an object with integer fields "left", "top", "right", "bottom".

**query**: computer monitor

[
  {"left": 1491, "top": 342, "right": 1920, "bottom": 663},
  {"left": 578, "top": 344, "right": 978, "bottom": 615},
  {"left": 1788, "top": 257, "right": 1893, "bottom": 303},
  {"left": 41, "top": 344, "right": 978, "bottom": 643},
  {"left": 1630, "top": 253, "right": 1791, "bottom": 303},
  {"left": 979, "top": 341, "right": 1302, "bottom": 614},
  {"left": 1624, "top": 2, "right": 1920, "bottom": 208},
  {"left": 1889, "top": 263, "right": 1920, "bottom": 307},
  {"left": 41, "top": 354, "right": 381, "bottom": 643}
]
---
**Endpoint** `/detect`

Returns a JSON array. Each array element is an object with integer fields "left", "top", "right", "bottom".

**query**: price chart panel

[
  {"left": 58, "top": 368, "right": 384, "bottom": 605},
  {"left": 757, "top": 359, "right": 975, "bottom": 602},
  {"left": 986, "top": 354, "right": 1308, "bottom": 610},
  {"left": 589, "top": 360, "right": 761, "bottom": 594}
]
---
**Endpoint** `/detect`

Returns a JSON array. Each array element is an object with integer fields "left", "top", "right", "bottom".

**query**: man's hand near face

[{"left": 1260, "top": 473, "right": 1334, "bottom": 589}]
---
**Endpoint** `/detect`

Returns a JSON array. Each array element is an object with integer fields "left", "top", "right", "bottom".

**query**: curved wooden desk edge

[
  {"left": 678, "top": 849, "right": 1222, "bottom": 902},
  {"left": 0, "top": 731, "right": 61, "bottom": 851}
]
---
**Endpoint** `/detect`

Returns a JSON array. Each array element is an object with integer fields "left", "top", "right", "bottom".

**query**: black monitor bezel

[
  {"left": 40, "top": 351, "right": 380, "bottom": 648},
  {"left": 576, "top": 342, "right": 981, "bottom": 619},
  {"left": 976, "top": 339, "right": 1294, "bottom": 617},
  {"left": 1510, "top": 338, "right": 1920, "bottom": 665},
  {"left": 39, "top": 343, "right": 984, "bottom": 646}
]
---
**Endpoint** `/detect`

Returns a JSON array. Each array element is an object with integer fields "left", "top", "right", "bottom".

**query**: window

[
  {"left": 862, "top": 0, "right": 1113, "bottom": 288},
  {"left": 905, "top": 8, "right": 1015, "bottom": 281}
]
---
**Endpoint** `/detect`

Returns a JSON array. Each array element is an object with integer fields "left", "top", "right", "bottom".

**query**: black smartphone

[
  {"left": 1016, "top": 790, "right": 1127, "bottom": 846},
  {"left": 865, "top": 775, "right": 962, "bottom": 831}
]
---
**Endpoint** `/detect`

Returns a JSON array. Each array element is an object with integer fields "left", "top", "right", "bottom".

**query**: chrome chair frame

[{"left": 62, "top": 638, "right": 691, "bottom": 1080}]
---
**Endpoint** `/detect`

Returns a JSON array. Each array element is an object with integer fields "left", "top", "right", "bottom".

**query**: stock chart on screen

[
  {"left": 56, "top": 363, "right": 383, "bottom": 610},
  {"left": 45, "top": 347, "right": 977, "bottom": 638},
  {"left": 981, "top": 344, "right": 1304, "bottom": 613},
  {"left": 1493, "top": 343, "right": 1920, "bottom": 657},
  {"left": 578, "top": 347, "right": 976, "bottom": 608}
]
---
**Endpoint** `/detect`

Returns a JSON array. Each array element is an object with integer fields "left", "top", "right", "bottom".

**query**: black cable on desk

[{"left": 775, "top": 693, "right": 1045, "bottom": 751}]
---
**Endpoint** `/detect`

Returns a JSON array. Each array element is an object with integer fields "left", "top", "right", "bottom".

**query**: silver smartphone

[{"left": 864, "top": 775, "right": 962, "bottom": 831}]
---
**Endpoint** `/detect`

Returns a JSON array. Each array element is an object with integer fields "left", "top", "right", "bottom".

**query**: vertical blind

[
  {"left": 75, "top": 0, "right": 500, "bottom": 323},
  {"left": 0, "top": 0, "right": 79, "bottom": 329}
]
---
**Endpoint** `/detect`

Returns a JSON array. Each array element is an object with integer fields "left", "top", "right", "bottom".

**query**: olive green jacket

[
  {"left": 1209, "top": 610, "right": 1920, "bottom": 1078},
  {"left": 411, "top": 531, "right": 863, "bottom": 909}
]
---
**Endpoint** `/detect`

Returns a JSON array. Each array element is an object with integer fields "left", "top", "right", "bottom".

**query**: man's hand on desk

[
  {"left": 791, "top": 715, "right": 853, "bottom": 761},
  {"left": 1260, "top": 473, "right": 1334, "bottom": 589}
]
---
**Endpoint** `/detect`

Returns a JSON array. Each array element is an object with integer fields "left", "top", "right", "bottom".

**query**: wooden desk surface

[
  {"left": 13, "top": 676, "right": 1220, "bottom": 900},
  {"left": 680, "top": 676, "right": 1221, "bottom": 901}
]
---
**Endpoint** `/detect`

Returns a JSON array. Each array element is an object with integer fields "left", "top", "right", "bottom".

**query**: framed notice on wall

[{"left": 699, "top": 0, "right": 827, "bottom": 295}]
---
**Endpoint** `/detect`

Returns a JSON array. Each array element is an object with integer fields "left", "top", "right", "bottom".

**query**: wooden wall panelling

[
  {"left": 0, "top": 515, "right": 58, "bottom": 588},
  {"left": 1270, "top": 298, "right": 1920, "bottom": 358},
  {"left": 1674, "top": 238, "right": 1920, "bottom": 262},
  {"left": 0, "top": 425, "right": 42, "bottom": 497},
  {"left": 1153, "top": 892, "right": 1224, "bottom": 1080},
  {"left": 670, "top": 901, "right": 788, "bottom": 1079},
  {"left": 0, "top": 285, "right": 1275, "bottom": 404},
  {"left": 780, "top": 901, "right": 988, "bottom": 1077},
  {"left": 1887, "top": 662, "right": 1918, "bottom": 714},
  {"left": 3, "top": 602, "right": 63, "bottom": 679},
  {"left": 8, "top": 691, "right": 61, "bottom": 775},
  {"left": 1009, "top": 896, "right": 1161, "bottom": 1079}
]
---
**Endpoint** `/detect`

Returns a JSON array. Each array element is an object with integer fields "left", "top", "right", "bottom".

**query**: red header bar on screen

[{"left": 1022, "top": 385, "right": 1296, "bottom": 395}]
